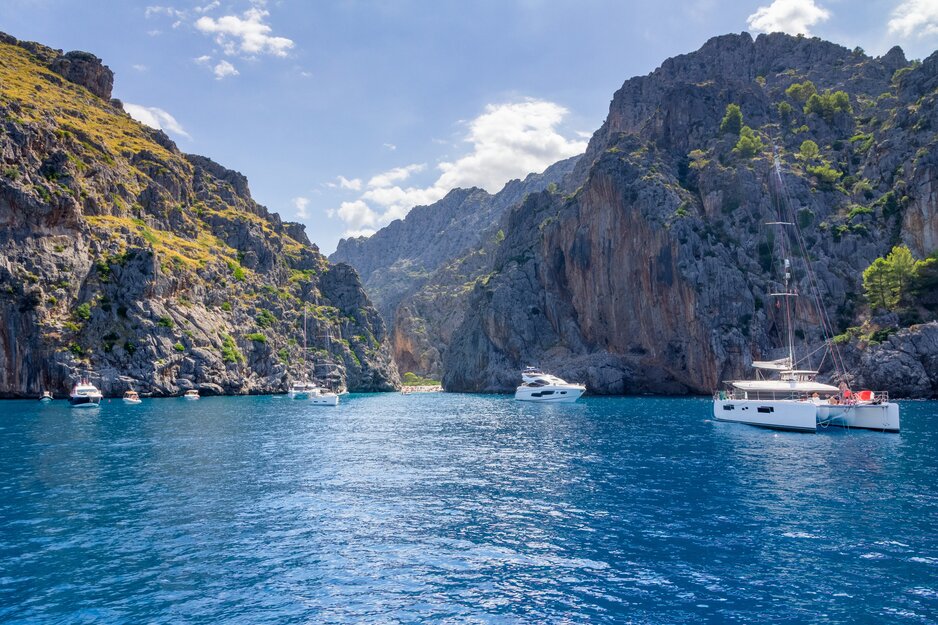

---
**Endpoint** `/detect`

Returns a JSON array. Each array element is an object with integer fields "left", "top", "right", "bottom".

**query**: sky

[{"left": 2, "top": 0, "right": 937, "bottom": 254}]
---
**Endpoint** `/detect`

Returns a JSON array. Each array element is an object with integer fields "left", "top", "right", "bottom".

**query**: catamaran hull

[
  {"left": 714, "top": 400, "right": 901, "bottom": 432},
  {"left": 310, "top": 394, "right": 339, "bottom": 406},
  {"left": 713, "top": 399, "right": 817, "bottom": 431},
  {"left": 817, "top": 402, "right": 900, "bottom": 432}
]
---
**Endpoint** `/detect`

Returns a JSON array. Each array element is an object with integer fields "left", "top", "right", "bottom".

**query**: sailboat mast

[
  {"left": 303, "top": 305, "right": 308, "bottom": 381},
  {"left": 767, "top": 148, "right": 798, "bottom": 369}
]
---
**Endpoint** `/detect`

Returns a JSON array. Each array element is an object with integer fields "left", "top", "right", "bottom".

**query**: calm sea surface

[{"left": 0, "top": 394, "right": 935, "bottom": 624}]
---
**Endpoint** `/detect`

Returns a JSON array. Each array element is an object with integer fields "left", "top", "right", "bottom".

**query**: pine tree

[
  {"left": 863, "top": 257, "right": 893, "bottom": 311},
  {"left": 862, "top": 245, "right": 919, "bottom": 312},
  {"left": 733, "top": 126, "right": 764, "bottom": 158},
  {"left": 887, "top": 245, "right": 916, "bottom": 308},
  {"left": 720, "top": 104, "right": 742, "bottom": 136}
]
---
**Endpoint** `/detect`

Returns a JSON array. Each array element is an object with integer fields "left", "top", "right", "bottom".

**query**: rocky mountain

[
  {"left": 0, "top": 32, "right": 399, "bottom": 397},
  {"left": 330, "top": 156, "right": 578, "bottom": 376},
  {"left": 442, "top": 32, "right": 938, "bottom": 397}
]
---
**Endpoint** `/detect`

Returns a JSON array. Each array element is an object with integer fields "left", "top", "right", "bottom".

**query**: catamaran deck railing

[{"left": 713, "top": 390, "right": 889, "bottom": 403}]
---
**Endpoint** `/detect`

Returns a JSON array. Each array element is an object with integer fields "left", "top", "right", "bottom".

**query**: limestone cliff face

[
  {"left": 0, "top": 33, "right": 398, "bottom": 397},
  {"left": 444, "top": 33, "right": 938, "bottom": 397},
  {"left": 331, "top": 157, "right": 578, "bottom": 377}
]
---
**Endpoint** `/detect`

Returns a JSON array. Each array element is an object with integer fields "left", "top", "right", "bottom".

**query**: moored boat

[
  {"left": 123, "top": 390, "right": 142, "bottom": 405},
  {"left": 183, "top": 389, "right": 200, "bottom": 400},
  {"left": 515, "top": 367, "right": 585, "bottom": 403},
  {"left": 69, "top": 380, "right": 102, "bottom": 408},
  {"left": 714, "top": 363, "right": 899, "bottom": 432},
  {"left": 713, "top": 151, "right": 899, "bottom": 433},
  {"left": 39, "top": 391, "right": 53, "bottom": 402},
  {"left": 309, "top": 386, "right": 340, "bottom": 406},
  {"left": 288, "top": 381, "right": 317, "bottom": 399}
]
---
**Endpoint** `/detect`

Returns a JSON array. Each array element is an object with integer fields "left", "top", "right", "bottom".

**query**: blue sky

[{"left": 2, "top": 0, "right": 937, "bottom": 253}]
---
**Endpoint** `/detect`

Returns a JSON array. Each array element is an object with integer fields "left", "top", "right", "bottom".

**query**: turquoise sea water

[{"left": 0, "top": 393, "right": 935, "bottom": 624}]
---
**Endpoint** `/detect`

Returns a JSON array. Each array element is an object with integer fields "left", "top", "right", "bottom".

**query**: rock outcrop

[
  {"left": 443, "top": 33, "right": 938, "bottom": 397},
  {"left": 0, "top": 33, "right": 398, "bottom": 397},
  {"left": 835, "top": 322, "right": 938, "bottom": 398}
]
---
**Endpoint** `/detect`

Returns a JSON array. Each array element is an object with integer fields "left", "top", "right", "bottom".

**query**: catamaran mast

[
  {"left": 303, "top": 305, "right": 308, "bottom": 382},
  {"left": 767, "top": 149, "right": 798, "bottom": 369}
]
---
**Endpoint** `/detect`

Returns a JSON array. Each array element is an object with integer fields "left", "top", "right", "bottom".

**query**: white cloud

[
  {"left": 337, "top": 200, "right": 379, "bottom": 230},
  {"left": 343, "top": 228, "right": 377, "bottom": 239},
  {"left": 195, "top": 7, "right": 294, "bottom": 57},
  {"left": 747, "top": 0, "right": 831, "bottom": 36},
  {"left": 338, "top": 176, "right": 362, "bottom": 191},
  {"left": 195, "top": 54, "right": 212, "bottom": 64},
  {"left": 435, "top": 99, "right": 586, "bottom": 192},
  {"left": 367, "top": 163, "right": 426, "bottom": 188},
  {"left": 145, "top": 5, "right": 183, "bottom": 18},
  {"left": 360, "top": 185, "right": 449, "bottom": 223},
  {"left": 213, "top": 60, "right": 239, "bottom": 79},
  {"left": 330, "top": 98, "right": 586, "bottom": 238},
  {"left": 124, "top": 103, "right": 190, "bottom": 139},
  {"left": 383, "top": 143, "right": 397, "bottom": 151},
  {"left": 132, "top": 64, "right": 148, "bottom": 72},
  {"left": 194, "top": 0, "right": 220, "bottom": 13},
  {"left": 292, "top": 196, "right": 309, "bottom": 219},
  {"left": 888, "top": 0, "right": 938, "bottom": 38}
]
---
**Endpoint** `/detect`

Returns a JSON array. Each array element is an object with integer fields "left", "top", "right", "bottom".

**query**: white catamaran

[
  {"left": 713, "top": 151, "right": 900, "bottom": 433},
  {"left": 289, "top": 305, "right": 339, "bottom": 406}
]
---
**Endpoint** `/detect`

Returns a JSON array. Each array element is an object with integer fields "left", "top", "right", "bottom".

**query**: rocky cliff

[
  {"left": 331, "top": 156, "right": 578, "bottom": 377},
  {"left": 0, "top": 33, "right": 399, "bottom": 397},
  {"left": 443, "top": 33, "right": 938, "bottom": 397}
]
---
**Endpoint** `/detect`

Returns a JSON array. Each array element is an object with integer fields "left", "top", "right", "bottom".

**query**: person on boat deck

[
  {"left": 812, "top": 392, "right": 820, "bottom": 401},
  {"left": 829, "top": 395, "right": 840, "bottom": 405}
]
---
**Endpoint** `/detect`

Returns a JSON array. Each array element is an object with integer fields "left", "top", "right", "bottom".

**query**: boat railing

[{"left": 714, "top": 389, "right": 890, "bottom": 404}]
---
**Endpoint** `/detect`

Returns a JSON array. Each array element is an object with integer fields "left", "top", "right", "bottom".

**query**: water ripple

[{"left": 0, "top": 394, "right": 935, "bottom": 624}]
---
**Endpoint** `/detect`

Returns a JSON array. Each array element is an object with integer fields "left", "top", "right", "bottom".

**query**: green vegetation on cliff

[
  {"left": 0, "top": 32, "right": 400, "bottom": 396},
  {"left": 863, "top": 246, "right": 938, "bottom": 316}
]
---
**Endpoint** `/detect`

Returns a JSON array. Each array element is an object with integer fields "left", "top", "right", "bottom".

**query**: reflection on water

[{"left": 0, "top": 394, "right": 935, "bottom": 623}]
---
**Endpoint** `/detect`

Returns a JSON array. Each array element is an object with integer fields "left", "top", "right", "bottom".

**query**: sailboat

[
  {"left": 713, "top": 150, "right": 900, "bottom": 433},
  {"left": 289, "top": 305, "right": 339, "bottom": 406}
]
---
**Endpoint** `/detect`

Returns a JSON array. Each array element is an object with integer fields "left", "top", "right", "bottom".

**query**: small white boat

[
  {"left": 39, "top": 391, "right": 53, "bottom": 402},
  {"left": 515, "top": 367, "right": 585, "bottom": 403},
  {"left": 288, "top": 381, "right": 317, "bottom": 399},
  {"left": 309, "top": 386, "right": 340, "bottom": 406},
  {"left": 183, "top": 389, "right": 200, "bottom": 400},
  {"left": 123, "top": 390, "right": 142, "bottom": 405},
  {"left": 69, "top": 380, "right": 102, "bottom": 408}
]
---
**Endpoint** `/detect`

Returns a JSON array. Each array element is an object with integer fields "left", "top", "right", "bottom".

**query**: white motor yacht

[
  {"left": 183, "top": 389, "right": 200, "bottom": 400},
  {"left": 69, "top": 380, "right": 102, "bottom": 408},
  {"left": 123, "top": 390, "right": 142, "bottom": 405},
  {"left": 39, "top": 391, "right": 53, "bottom": 402},
  {"left": 515, "top": 367, "right": 585, "bottom": 403}
]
